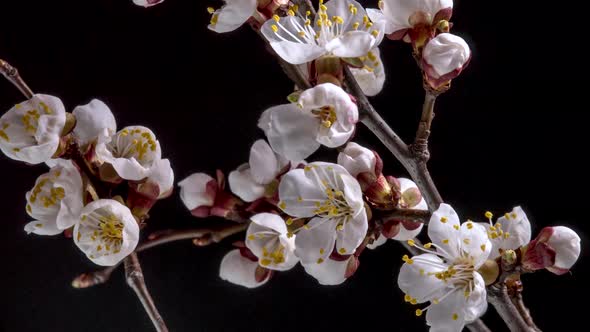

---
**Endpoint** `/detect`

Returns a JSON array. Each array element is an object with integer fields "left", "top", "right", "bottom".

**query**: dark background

[{"left": 0, "top": 0, "right": 588, "bottom": 331}]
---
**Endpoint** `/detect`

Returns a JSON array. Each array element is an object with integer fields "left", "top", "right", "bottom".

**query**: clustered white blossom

[
  {"left": 2, "top": 0, "right": 581, "bottom": 331},
  {"left": 1, "top": 95, "right": 173, "bottom": 266}
]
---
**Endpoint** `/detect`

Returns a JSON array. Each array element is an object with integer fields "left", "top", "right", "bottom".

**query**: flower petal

[
  {"left": 493, "top": 206, "right": 531, "bottom": 258},
  {"left": 249, "top": 139, "right": 280, "bottom": 185},
  {"left": 261, "top": 16, "right": 326, "bottom": 64},
  {"left": 327, "top": 31, "right": 376, "bottom": 58},
  {"left": 460, "top": 222, "right": 491, "bottom": 269},
  {"left": 350, "top": 48, "right": 386, "bottom": 96},
  {"left": 547, "top": 226, "right": 581, "bottom": 270},
  {"left": 426, "top": 288, "right": 467, "bottom": 332},
  {"left": 258, "top": 104, "right": 321, "bottom": 161},
  {"left": 294, "top": 217, "right": 337, "bottom": 264},
  {"left": 219, "top": 249, "right": 269, "bottom": 288},
  {"left": 465, "top": 272, "right": 488, "bottom": 322},
  {"left": 178, "top": 173, "right": 216, "bottom": 210},
  {"left": 278, "top": 168, "right": 328, "bottom": 218},
  {"left": 24, "top": 220, "right": 62, "bottom": 236},
  {"left": 428, "top": 203, "right": 462, "bottom": 258},
  {"left": 398, "top": 253, "right": 447, "bottom": 303},
  {"left": 337, "top": 142, "right": 376, "bottom": 177},
  {"left": 335, "top": 209, "right": 368, "bottom": 255},
  {"left": 302, "top": 257, "right": 349, "bottom": 285},
  {"left": 72, "top": 99, "right": 116, "bottom": 146},
  {"left": 228, "top": 165, "right": 266, "bottom": 202},
  {"left": 208, "top": 0, "right": 257, "bottom": 33}
]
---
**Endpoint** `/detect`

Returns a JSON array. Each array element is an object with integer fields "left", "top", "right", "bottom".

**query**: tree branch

[
  {"left": 488, "top": 285, "right": 535, "bottom": 332},
  {"left": 124, "top": 253, "right": 169, "bottom": 332},
  {"left": 512, "top": 292, "right": 541, "bottom": 331},
  {"left": 72, "top": 223, "right": 248, "bottom": 288},
  {"left": 0, "top": 59, "right": 34, "bottom": 98},
  {"left": 377, "top": 207, "right": 431, "bottom": 223}
]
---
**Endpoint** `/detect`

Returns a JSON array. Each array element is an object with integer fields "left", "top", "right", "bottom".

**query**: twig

[
  {"left": 72, "top": 223, "right": 248, "bottom": 288},
  {"left": 512, "top": 292, "right": 541, "bottom": 331},
  {"left": 467, "top": 318, "right": 492, "bottom": 332},
  {"left": 343, "top": 66, "right": 443, "bottom": 210},
  {"left": 0, "top": 59, "right": 34, "bottom": 98},
  {"left": 488, "top": 285, "right": 535, "bottom": 332},
  {"left": 124, "top": 253, "right": 169, "bottom": 332},
  {"left": 378, "top": 207, "right": 431, "bottom": 223},
  {"left": 411, "top": 91, "right": 437, "bottom": 160}
]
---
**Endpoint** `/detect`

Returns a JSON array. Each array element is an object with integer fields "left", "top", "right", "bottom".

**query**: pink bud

[{"left": 522, "top": 226, "right": 581, "bottom": 274}]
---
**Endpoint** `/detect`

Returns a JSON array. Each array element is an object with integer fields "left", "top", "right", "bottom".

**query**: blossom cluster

[{"left": 0, "top": 96, "right": 172, "bottom": 266}]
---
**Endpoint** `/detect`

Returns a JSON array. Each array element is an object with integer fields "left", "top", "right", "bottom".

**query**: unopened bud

[
  {"left": 522, "top": 226, "right": 581, "bottom": 275},
  {"left": 422, "top": 33, "right": 471, "bottom": 90},
  {"left": 502, "top": 249, "right": 517, "bottom": 265},
  {"left": 401, "top": 187, "right": 422, "bottom": 208}
]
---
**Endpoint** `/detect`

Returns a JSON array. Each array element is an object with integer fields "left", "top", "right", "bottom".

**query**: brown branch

[
  {"left": 512, "top": 292, "right": 541, "bottom": 331},
  {"left": 0, "top": 59, "right": 34, "bottom": 98},
  {"left": 378, "top": 207, "right": 431, "bottom": 223},
  {"left": 72, "top": 223, "right": 248, "bottom": 288},
  {"left": 467, "top": 318, "right": 492, "bottom": 332},
  {"left": 124, "top": 253, "right": 169, "bottom": 332}
]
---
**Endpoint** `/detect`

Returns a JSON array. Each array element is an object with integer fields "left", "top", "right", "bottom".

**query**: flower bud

[
  {"left": 522, "top": 226, "right": 581, "bottom": 274},
  {"left": 337, "top": 142, "right": 377, "bottom": 178},
  {"left": 179, "top": 170, "right": 243, "bottom": 220},
  {"left": 422, "top": 33, "right": 471, "bottom": 90}
]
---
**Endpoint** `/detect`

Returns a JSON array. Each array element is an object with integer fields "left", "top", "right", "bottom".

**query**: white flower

[
  {"left": 259, "top": 83, "right": 358, "bottom": 161},
  {"left": 278, "top": 162, "right": 367, "bottom": 265},
  {"left": 72, "top": 99, "right": 116, "bottom": 147},
  {"left": 422, "top": 33, "right": 470, "bottom": 80},
  {"left": 350, "top": 48, "right": 386, "bottom": 96},
  {"left": 145, "top": 158, "right": 175, "bottom": 199},
  {"left": 245, "top": 213, "right": 299, "bottom": 271},
  {"left": 398, "top": 203, "right": 491, "bottom": 331},
  {"left": 229, "top": 140, "right": 288, "bottom": 202},
  {"left": 479, "top": 207, "right": 531, "bottom": 260},
  {"left": 367, "top": 0, "right": 453, "bottom": 36},
  {"left": 133, "top": 0, "right": 164, "bottom": 8},
  {"left": 303, "top": 255, "right": 357, "bottom": 285},
  {"left": 24, "top": 161, "right": 83, "bottom": 235},
  {"left": 367, "top": 178, "right": 426, "bottom": 249},
  {"left": 74, "top": 199, "right": 140, "bottom": 266},
  {"left": 0, "top": 94, "right": 66, "bottom": 164},
  {"left": 95, "top": 126, "right": 162, "bottom": 181},
  {"left": 207, "top": 0, "right": 257, "bottom": 33},
  {"left": 219, "top": 249, "right": 270, "bottom": 288},
  {"left": 522, "top": 226, "right": 581, "bottom": 275},
  {"left": 337, "top": 142, "right": 376, "bottom": 177},
  {"left": 261, "top": 0, "right": 382, "bottom": 64}
]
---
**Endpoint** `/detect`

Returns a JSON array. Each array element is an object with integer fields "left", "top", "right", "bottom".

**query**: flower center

[
  {"left": 408, "top": 11, "right": 432, "bottom": 27},
  {"left": 312, "top": 106, "right": 337, "bottom": 128},
  {"left": 260, "top": 243, "right": 286, "bottom": 267},
  {"left": 79, "top": 209, "right": 125, "bottom": 257},
  {"left": 112, "top": 128, "right": 157, "bottom": 163}
]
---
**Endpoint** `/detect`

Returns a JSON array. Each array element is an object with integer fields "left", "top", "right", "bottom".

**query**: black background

[{"left": 0, "top": 0, "right": 588, "bottom": 331}]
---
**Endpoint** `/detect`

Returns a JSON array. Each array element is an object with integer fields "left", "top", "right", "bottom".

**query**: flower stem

[
  {"left": 124, "top": 253, "right": 169, "bottom": 332},
  {"left": 72, "top": 223, "right": 248, "bottom": 288},
  {"left": 0, "top": 59, "right": 34, "bottom": 98},
  {"left": 512, "top": 292, "right": 541, "bottom": 331}
]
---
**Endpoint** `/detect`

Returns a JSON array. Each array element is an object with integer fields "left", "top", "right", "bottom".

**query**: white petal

[
  {"left": 219, "top": 249, "right": 268, "bottom": 288},
  {"left": 327, "top": 31, "right": 376, "bottom": 58},
  {"left": 249, "top": 139, "right": 280, "bottom": 185},
  {"left": 366, "top": 9, "right": 398, "bottom": 35},
  {"left": 250, "top": 212, "right": 288, "bottom": 234},
  {"left": 380, "top": 0, "right": 453, "bottom": 32},
  {"left": 132, "top": 0, "right": 164, "bottom": 8},
  {"left": 547, "top": 226, "right": 581, "bottom": 270},
  {"left": 261, "top": 16, "right": 326, "bottom": 64},
  {"left": 24, "top": 220, "right": 62, "bottom": 236},
  {"left": 258, "top": 104, "right": 321, "bottom": 161},
  {"left": 246, "top": 213, "right": 298, "bottom": 271},
  {"left": 426, "top": 288, "right": 467, "bottom": 332},
  {"left": 178, "top": 173, "right": 215, "bottom": 210},
  {"left": 490, "top": 206, "right": 531, "bottom": 259},
  {"left": 428, "top": 203, "right": 462, "bottom": 258},
  {"left": 228, "top": 165, "right": 266, "bottom": 202},
  {"left": 460, "top": 222, "right": 491, "bottom": 269},
  {"left": 208, "top": 0, "right": 257, "bottom": 33},
  {"left": 72, "top": 99, "right": 116, "bottom": 146},
  {"left": 294, "top": 217, "right": 337, "bottom": 265},
  {"left": 398, "top": 253, "right": 447, "bottom": 303},
  {"left": 340, "top": 168, "right": 366, "bottom": 215},
  {"left": 465, "top": 272, "right": 488, "bottom": 322},
  {"left": 302, "top": 257, "right": 349, "bottom": 285},
  {"left": 278, "top": 168, "right": 328, "bottom": 218},
  {"left": 350, "top": 48, "right": 386, "bottom": 96},
  {"left": 423, "top": 33, "right": 470, "bottom": 78},
  {"left": 337, "top": 142, "right": 376, "bottom": 177},
  {"left": 145, "top": 158, "right": 174, "bottom": 198},
  {"left": 335, "top": 209, "right": 368, "bottom": 255}
]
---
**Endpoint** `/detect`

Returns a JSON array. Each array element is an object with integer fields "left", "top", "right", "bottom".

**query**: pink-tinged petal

[
  {"left": 423, "top": 33, "right": 470, "bottom": 78},
  {"left": 337, "top": 142, "right": 376, "bottom": 177},
  {"left": 178, "top": 173, "right": 216, "bottom": 210},
  {"left": 219, "top": 249, "right": 269, "bottom": 288},
  {"left": 546, "top": 226, "right": 581, "bottom": 270},
  {"left": 258, "top": 104, "right": 320, "bottom": 161},
  {"left": 133, "top": 0, "right": 164, "bottom": 8}
]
